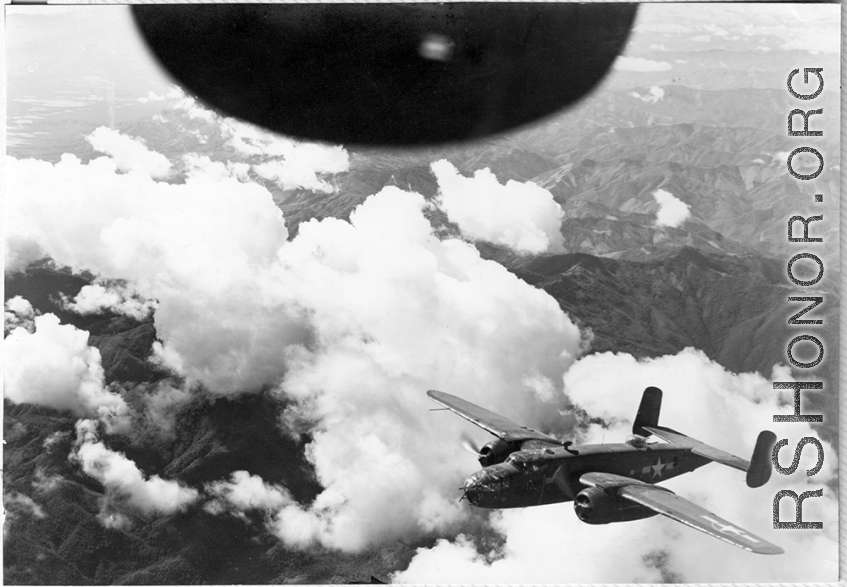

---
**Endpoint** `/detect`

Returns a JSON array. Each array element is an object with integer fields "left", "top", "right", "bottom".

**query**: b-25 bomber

[{"left": 428, "top": 387, "right": 782, "bottom": 554}]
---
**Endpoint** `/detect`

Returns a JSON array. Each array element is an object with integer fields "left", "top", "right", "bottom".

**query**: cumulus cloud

[
  {"left": 6, "top": 139, "right": 582, "bottom": 553},
  {"left": 653, "top": 189, "right": 691, "bottom": 228},
  {"left": 262, "top": 188, "right": 580, "bottom": 550},
  {"left": 4, "top": 313, "right": 129, "bottom": 426},
  {"left": 631, "top": 87, "right": 666, "bottom": 104},
  {"left": 86, "top": 127, "right": 172, "bottom": 178},
  {"left": 205, "top": 470, "right": 294, "bottom": 517},
  {"left": 164, "top": 87, "right": 349, "bottom": 192},
  {"left": 5, "top": 235, "right": 48, "bottom": 273},
  {"left": 431, "top": 160, "right": 565, "bottom": 254},
  {"left": 71, "top": 419, "right": 200, "bottom": 525},
  {"left": 183, "top": 154, "right": 249, "bottom": 182},
  {"left": 6, "top": 152, "right": 294, "bottom": 394},
  {"left": 614, "top": 57, "right": 672, "bottom": 72},
  {"left": 227, "top": 120, "right": 349, "bottom": 193},
  {"left": 64, "top": 283, "right": 157, "bottom": 320},
  {"left": 396, "top": 349, "right": 837, "bottom": 583},
  {"left": 5, "top": 295, "right": 36, "bottom": 334}
]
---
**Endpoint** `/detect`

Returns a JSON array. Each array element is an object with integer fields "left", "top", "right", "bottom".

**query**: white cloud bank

[
  {"left": 431, "top": 160, "right": 565, "bottom": 254},
  {"left": 64, "top": 283, "right": 157, "bottom": 320},
  {"left": 87, "top": 127, "right": 172, "bottom": 179},
  {"left": 631, "top": 86, "right": 666, "bottom": 104},
  {"left": 653, "top": 189, "right": 691, "bottom": 228},
  {"left": 205, "top": 470, "right": 294, "bottom": 517},
  {"left": 4, "top": 313, "right": 129, "bottom": 427},
  {"left": 166, "top": 86, "right": 350, "bottom": 193},
  {"left": 6, "top": 141, "right": 582, "bottom": 550},
  {"left": 72, "top": 419, "right": 200, "bottom": 527},
  {"left": 5, "top": 295, "right": 35, "bottom": 334}
]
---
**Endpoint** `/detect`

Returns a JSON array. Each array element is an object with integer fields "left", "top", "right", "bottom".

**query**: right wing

[
  {"left": 427, "top": 389, "right": 561, "bottom": 444},
  {"left": 580, "top": 472, "right": 783, "bottom": 555}
]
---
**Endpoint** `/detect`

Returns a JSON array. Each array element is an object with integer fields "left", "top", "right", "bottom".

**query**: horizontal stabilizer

[{"left": 643, "top": 426, "right": 749, "bottom": 472}]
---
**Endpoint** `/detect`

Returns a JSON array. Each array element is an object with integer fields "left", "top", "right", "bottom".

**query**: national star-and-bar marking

[
  {"left": 641, "top": 456, "right": 674, "bottom": 479},
  {"left": 699, "top": 515, "right": 761, "bottom": 542}
]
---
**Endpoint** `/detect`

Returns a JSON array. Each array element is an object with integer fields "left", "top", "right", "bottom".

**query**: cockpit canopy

[{"left": 504, "top": 451, "right": 543, "bottom": 473}]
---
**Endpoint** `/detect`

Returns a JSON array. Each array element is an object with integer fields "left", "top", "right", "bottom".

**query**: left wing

[
  {"left": 427, "top": 390, "right": 561, "bottom": 444},
  {"left": 580, "top": 472, "right": 783, "bottom": 555}
]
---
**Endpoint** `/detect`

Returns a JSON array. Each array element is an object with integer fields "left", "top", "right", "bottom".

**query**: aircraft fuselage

[{"left": 463, "top": 441, "right": 711, "bottom": 508}]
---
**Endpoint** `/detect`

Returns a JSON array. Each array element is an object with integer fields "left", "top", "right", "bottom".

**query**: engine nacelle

[
  {"left": 478, "top": 439, "right": 516, "bottom": 467},
  {"left": 573, "top": 487, "right": 659, "bottom": 525}
]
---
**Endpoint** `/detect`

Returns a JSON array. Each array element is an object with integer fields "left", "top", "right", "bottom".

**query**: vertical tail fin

[
  {"left": 746, "top": 430, "right": 776, "bottom": 488},
  {"left": 633, "top": 387, "right": 662, "bottom": 436}
]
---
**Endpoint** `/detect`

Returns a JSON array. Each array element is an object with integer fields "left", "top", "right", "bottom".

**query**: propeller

[{"left": 460, "top": 431, "right": 480, "bottom": 455}]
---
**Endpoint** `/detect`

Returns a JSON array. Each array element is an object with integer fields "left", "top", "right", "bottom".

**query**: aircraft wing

[
  {"left": 427, "top": 390, "right": 562, "bottom": 444},
  {"left": 580, "top": 472, "right": 783, "bottom": 555}
]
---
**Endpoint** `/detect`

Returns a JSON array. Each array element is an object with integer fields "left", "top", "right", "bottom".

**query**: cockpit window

[{"left": 505, "top": 452, "right": 541, "bottom": 473}]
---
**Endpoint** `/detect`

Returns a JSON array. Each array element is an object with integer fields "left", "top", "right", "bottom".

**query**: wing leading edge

[
  {"left": 427, "top": 390, "right": 561, "bottom": 444},
  {"left": 580, "top": 472, "right": 783, "bottom": 555}
]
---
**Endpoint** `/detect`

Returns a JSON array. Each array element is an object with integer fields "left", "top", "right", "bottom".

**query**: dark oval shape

[{"left": 132, "top": 3, "right": 637, "bottom": 146}]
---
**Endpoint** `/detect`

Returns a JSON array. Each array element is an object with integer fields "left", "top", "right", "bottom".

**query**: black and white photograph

[{"left": 2, "top": 3, "right": 841, "bottom": 584}]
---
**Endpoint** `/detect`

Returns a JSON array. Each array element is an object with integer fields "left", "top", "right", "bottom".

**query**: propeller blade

[
  {"left": 460, "top": 431, "right": 480, "bottom": 455},
  {"left": 552, "top": 464, "right": 576, "bottom": 500}
]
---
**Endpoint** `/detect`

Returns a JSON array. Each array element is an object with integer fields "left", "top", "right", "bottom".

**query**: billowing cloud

[
  {"left": 653, "top": 189, "right": 691, "bottom": 228},
  {"left": 6, "top": 142, "right": 582, "bottom": 553},
  {"left": 72, "top": 419, "right": 200, "bottom": 526},
  {"left": 4, "top": 313, "right": 129, "bottom": 426},
  {"left": 86, "top": 127, "right": 172, "bottom": 178},
  {"left": 262, "top": 187, "right": 580, "bottom": 550},
  {"left": 644, "top": 86, "right": 665, "bottom": 103},
  {"left": 230, "top": 124, "right": 349, "bottom": 193},
  {"left": 167, "top": 86, "right": 350, "bottom": 192},
  {"left": 431, "top": 160, "right": 565, "bottom": 254},
  {"left": 5, "top": 295, "right": 35, "bottom": 334},
  {"left": 396, "top": 349, "right": 837, "bottom": 583},
  {"left": 614, "top": 57, "right": 672, "bottom": 72},
  {"left": 205, "top": 470, "right": 294, "bottom": 516},
  {"left": 6, "top": 152, "right": 293, "bottom": 394},
  {"left": 64, "top": 283, "right": 157, "bottom": 320}
]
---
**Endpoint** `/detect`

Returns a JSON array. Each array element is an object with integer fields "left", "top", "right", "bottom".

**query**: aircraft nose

[{"left": 462, "top": 471, "right": 488, "bottom": 504}]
